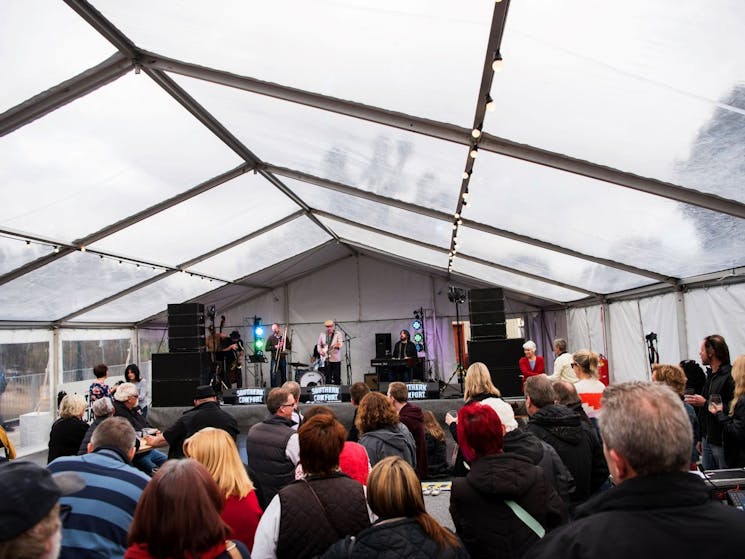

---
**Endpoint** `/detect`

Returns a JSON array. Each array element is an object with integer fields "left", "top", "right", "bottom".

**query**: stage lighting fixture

[
  {"left": 412, "top": 319, "right": 422, "bottom": 330},
  {"left": 252, "top": 316, "right": 264, "bottom": 355},
  {"left": 413, "top": 332, "right": 423, "bottom": 343}
]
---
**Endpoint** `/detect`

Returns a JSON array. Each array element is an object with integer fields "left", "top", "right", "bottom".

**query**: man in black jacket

[
  {"left": 525, "top": 375, "right": 607, "bottom": 507},
  {"left": 524, "top": 382, "right": 745, "bottom": 559},
  {"left": 144, "top": 385, "right": 239, "bottom": 459},
  {"left": 684, "top": 334, "right": 734, "bottom": 469}
]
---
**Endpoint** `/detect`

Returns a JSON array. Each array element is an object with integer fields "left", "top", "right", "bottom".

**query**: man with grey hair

[
  {"left": 282, "top": 380, "right": 304, "bottom": 429},
  {"left": 525, "top": 382, "right": 745, "bottom": 558},
  {"left": 112, "top": 382, "right": 166, "bottom": 475},
  {"left": 525, "top": 375, "right": 607, "bottom": 508},
  {"left": 48, "top": 417, "right": 149, "bottom": 559},
  {"left": 547, "top": 338, "right": 577, "bottom": 383}
]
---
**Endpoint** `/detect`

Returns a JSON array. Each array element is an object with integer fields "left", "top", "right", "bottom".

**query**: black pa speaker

[
  {"left": 151, "top": 352, "right": 211, "bottom": 406},
  {"left": 468, "top": 288, "right": 506, "bottom": 340},
  {"left": 467, "top": 339, "right": 525, "bottom": 397},
  {"left": 167, "top": 303, "right": 206, "bottom": 352},
  {"left": 375, "top": 333, "right": 392, "bottom": 358}
]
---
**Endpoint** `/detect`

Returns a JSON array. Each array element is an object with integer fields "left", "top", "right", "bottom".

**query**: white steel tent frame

[{"left": 2, "top": 1, "right": 745, "bottom": 445}]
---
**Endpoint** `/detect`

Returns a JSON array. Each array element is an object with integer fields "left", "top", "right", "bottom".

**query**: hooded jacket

[
  {"left": 398, "top": 402, "right": 428, "bottom": 478},
  {"left": 359, "top": 423, "right": 416, "bottom": 468},
  {"left": 450, "top": 452, "right": 566, "bottom": 559},
  {"left": 526, "top": 404, "right": 608, "bottom": 505}
]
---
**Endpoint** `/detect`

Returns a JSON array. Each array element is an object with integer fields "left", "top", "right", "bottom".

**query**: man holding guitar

[{"left": 317, "top": 320, "right": 343, "bottom": 385}]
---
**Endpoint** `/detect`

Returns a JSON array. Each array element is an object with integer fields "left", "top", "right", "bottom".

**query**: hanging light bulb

[
  {"left": 462, "top": 170, "right": 470, "bottom": 180},
  {"left": 80, "top": 245, "right": 86, "bottom": 252},
  {"left": 53, "top": 246, "right": 60, "bottom": 254},
  {"left": 470, "top": 146, "right": 478, "bottom": 159},
  {"left": 492, "top": 52, "right": 504, "bottom": 72},
  {"left": 486, "top": 95, "right": 495, "bottom": 112},
  {"left": 471, "top": 128, "right": 481, "bottom": 139}
]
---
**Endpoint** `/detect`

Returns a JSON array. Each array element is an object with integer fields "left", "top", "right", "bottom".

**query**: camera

[{"left": 645, "top": 332, "right": 657, "bottom": 342}]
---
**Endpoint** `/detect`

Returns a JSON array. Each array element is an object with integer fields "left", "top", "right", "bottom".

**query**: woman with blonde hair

[
  {"left": 572, "top": 349, "right": 605, "bottom": 419},
  {"left": 710, "top": 355, "right": 745, "bottom": 467},
  {"left": 48, "top": 393, "right": 89, "bottom": 463},
  {"left": 446, "top": 362, "right": 507, "bottom": 476},
  {"left": 183, "top": 428, "right": 262, "bottom": 551},
  {"left": 322, "top": 456, "right": 467, "bottom": 559}
]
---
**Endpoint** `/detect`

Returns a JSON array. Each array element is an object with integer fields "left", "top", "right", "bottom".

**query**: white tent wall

[{"left": 684, "top": 283, "right": 745, "bottom": 362}]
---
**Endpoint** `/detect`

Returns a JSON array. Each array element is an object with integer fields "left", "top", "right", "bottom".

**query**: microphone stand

[{"left": 335, "top": 322, "right": 355, "bottom": 385}]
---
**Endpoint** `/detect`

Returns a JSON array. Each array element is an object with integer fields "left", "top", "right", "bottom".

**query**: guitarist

[{"left": 317, "top": 320, "right": 343, "bottom": 385}]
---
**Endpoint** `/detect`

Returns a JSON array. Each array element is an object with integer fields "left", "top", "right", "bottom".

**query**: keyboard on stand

[{"left": 726, "top": 489, "right": 745, "bottom": 510}]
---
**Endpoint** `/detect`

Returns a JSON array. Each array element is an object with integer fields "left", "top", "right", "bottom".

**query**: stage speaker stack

[
  {"left": 151, "top": 352, "right": 212, "bottom": 407},
  {"left": 468, "top": 338, "right": 525, "bottom": 398},
  {"left": 468, "top": 288, "right": 506, "bottom": 340},
  {"left": 167, "top": 303, "right": 206, "bottom": 352},
  {"left": 375, "top": 333, "right": 392, "bottom": 358}
]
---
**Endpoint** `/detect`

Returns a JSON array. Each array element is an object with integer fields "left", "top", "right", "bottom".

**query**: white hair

[
  {"left": 523, "top": 340, "right": 537, "bottom": 352},
  {"left": 113, "top": 382, "right": 139, "bottom": 402}
]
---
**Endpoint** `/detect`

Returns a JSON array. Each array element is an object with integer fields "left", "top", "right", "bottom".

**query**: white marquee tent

[{"left": 2, "top": 0, "right": 745, "bottom": 451}]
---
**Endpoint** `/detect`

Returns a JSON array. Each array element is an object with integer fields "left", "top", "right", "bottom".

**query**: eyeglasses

[{"left": 59, "top": 504, "right": 72, "bottom": 522}]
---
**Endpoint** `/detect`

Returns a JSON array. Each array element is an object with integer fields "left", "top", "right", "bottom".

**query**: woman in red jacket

[{"left": 519, "top": 341, "right": 545, "bottom": 391}]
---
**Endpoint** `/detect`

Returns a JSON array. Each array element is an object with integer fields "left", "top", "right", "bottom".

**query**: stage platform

[{"left": 148, "top": 397, "right": 468, "bottom": 435}]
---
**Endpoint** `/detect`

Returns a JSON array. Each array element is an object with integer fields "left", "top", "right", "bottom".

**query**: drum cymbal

[{"left": 290, "top": 362, "right": 309, "bottom": 367}]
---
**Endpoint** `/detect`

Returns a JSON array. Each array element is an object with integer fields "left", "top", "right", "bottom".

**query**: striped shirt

[{"left": 48, "top": 448, "right": 149, "bottom": 559}]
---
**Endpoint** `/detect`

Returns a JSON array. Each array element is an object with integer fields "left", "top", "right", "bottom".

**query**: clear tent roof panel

[
  {"left": 0, "top": 72, "right": 243, "bottom": 243},
  {"left": 457, "top": 227, "right": 655, "bottom": 294},
  {"left": 0, "top": 0, "right": 116, "bottom": 113},
  {"left": 317, "top": 216, "right": 446, "bottom": 270},
  {"left": 89, "top": 0, "right": 493, "bottom": 127},
  {"left": 0, "top": 251, "right": 160, "bottom": 321},
  {"left": 188, "top": 216, "right": 331, "bottom": 280},
  {"left": 0, "top": 236, "right": 54, "bottom": 276},
  {"left": 452, "top": 259, "right": 588, "bottom": 304},
  {"left": 171, "top": 74, "right": 465, "bottom": 214},
  {"left": 281, "top": 176, "right": 453, "bottom": 249},
  {"left": 74, "top": 272, "right": 227, "bottom": 324},
  {"left": 488, "top": 0, "right": 745, "bottom": 203},
  {"left": 464, "top": 150, "right": 745, "bottom": 278},
  {"left": 90, "top": 172, "right": 301, "bottom": 266}
]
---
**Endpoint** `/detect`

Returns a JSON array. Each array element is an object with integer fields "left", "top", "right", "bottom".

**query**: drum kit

[{"left": 289, "top": 361, "right": 324, "bottom": 387}]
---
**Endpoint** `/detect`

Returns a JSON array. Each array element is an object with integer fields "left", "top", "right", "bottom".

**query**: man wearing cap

[
  {"left": 113, "top": 382, "right": 167, "bottom": 475},
  {"left": 0, "top": 461, "right": 84, "bottom": 559},
  {"left": 317, "top": 320, "right": 343, "bottom": 385},
  {"left": 144, "top": 384, "right": 239, "bottom": 459},
  {"left": 47, "top": 417, "right": 149, "bottom": 559}
]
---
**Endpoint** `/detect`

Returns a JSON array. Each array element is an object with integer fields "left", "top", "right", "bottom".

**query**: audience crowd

[{"left": 4, "top": 334, "right": 745, "bottom": 559}]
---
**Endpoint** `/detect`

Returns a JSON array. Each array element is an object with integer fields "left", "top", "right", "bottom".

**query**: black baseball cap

[{"left": 0, "top": 461, "right": 85, "bottom": 541}]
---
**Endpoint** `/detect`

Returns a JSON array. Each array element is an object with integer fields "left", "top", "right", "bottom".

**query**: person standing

[
  {"left": 391, "top": 330, "right": 418, "bottom": 381},
  {"left": 124, "top": 364, "right": 148, "bottom": 418},
  {"left": 266, "top": 324, "right": 290, "bottom": 387},
  {"left": 518, "top": 340, "right": 545, "bottom": 391},
  {"left": 317, "top": 320, "right": 343, "bottom": 385},
  {"left": 709, "top": 354, "right": 745, "bottom": 467},
  {"left": 685, "top": 334, "right": 734, "bottom": 469},
  {"left": 547, "top": 339, "right": 577, "bottom": 384}
]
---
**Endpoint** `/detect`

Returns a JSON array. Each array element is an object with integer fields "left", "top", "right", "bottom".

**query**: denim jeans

[
  {"left": 134, "top": 449, "right": 167, "bottom": 476},
  {"left": 702, "top": 437, "right": 727, "bottom": 470}
]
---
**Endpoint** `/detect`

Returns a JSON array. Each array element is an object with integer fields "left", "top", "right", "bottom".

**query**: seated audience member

[
  {"left": 144, "top": 384, "right": 239, "bottom": 459},
  {"left": 253, "top": 414, "right": 371, "bottom": 559},
  {"left": 571, "top": 350, "right": 605, "bottom": 419},
  {"left": 125, "top": 459, "right": 250, "bottom": 558},
  {"left": 680, "top": 359, "right": 707, "bottom": 395},
  {"left": 48, "top": 417, "right": 149, "bottom": 559},
  {"left": 112, "top": 382, "right": 167, "bottom": 476},
  {"left": 88, "top": 363, "right": 111, "bottom": 404},
  {"left": 0, "top": 461, "right": 84, "bottom": 559},
  {"left": 450, "top": 402, "right": 565, "bottom": 559},
  {"left": 356, "top": 392, "right": 416, "bottom": 468},
  {"left": 653, "top": 363, "right": 700, "bottom": 467},
  {"left": 322, "top": 456, "right": 468, "bottom": 559},
  {"left": 184, "top": 428, "right": 263, "bottom": 552},
  {"left": 245, "top": 387, "right": 300, "bottom": 509},
  {"left": 709, "top": 354, "right": 745, "bottom": 467},
  {"left": 295, "top": 405, "right": 371, "bottom": 485},
  {"left": 445, "top": 361, "right": 503, "bottom": 475},
  {"left": 519, "top": 340, "right": 545, "bottom": 390},
  {"left": 77, "top": 397, "right": 114, "bottom": 454},
  {"left": 48, "top": 394, "right": 89, "bottom": 464},
  {"left": 525, "top": 375, "right": 608, "bottom": 508},
  {"left": 388, "top": 382, "right": 428, "bottom": 478},
  {"left": 348, "top": 382, "right": 371, "bottom": 442},
  {"left": 124, "top": 364, "right": 149, "bottom": 418},
  {"left": 281, "top": 380, "right": 304, "bottom": 429},
  {"left": 422, "top": 410, "right": 451, "bottom": 479},
  {"left": 524, "top": 382, "right": 745, "bottom": 559},
  {"left": 553, "top": 381, "right": 594, "bottom": 427}
]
